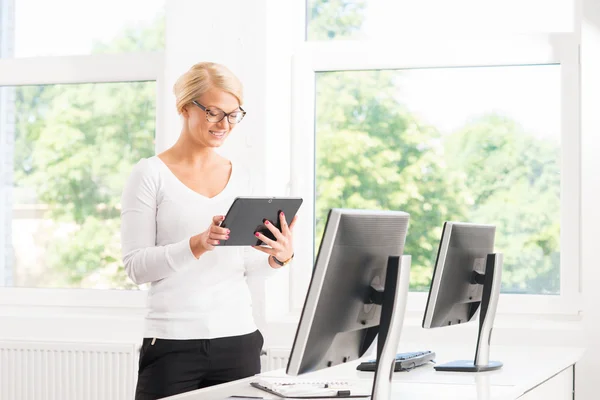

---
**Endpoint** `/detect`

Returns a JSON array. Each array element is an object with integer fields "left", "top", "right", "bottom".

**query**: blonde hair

[{"left": 173, "top": 62, "right": 243, "bottom": 114}]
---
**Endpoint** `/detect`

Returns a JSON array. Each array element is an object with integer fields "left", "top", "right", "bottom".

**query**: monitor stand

[
  {"left": 434, "top": 253, "right": 504, "bottom": 372},
  {"left": 368, "top": 255, "right": 411, "bottom": 400}
]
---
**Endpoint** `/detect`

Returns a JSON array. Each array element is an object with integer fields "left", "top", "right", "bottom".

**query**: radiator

[
  {"left": 0, "top": 341, "right": 136, "bottom": 400},
  {"left": 261, "top": 347, "right": 291, "bottom": 372}
]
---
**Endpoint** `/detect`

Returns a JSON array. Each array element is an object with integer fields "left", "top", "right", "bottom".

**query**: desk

[{"left": 164, "top": 346, "right": 584, "bottom": 400}]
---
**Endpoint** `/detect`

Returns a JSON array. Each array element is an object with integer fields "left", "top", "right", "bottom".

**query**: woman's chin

[
  {"left": 207, "top": 133, "right": 228, "bottom": 145},
  {"left": 207, "top": 138, "right": 226, "bottom": 147},
  {"left": 190, "top": 133, "right": 227, "bottom": 147}
]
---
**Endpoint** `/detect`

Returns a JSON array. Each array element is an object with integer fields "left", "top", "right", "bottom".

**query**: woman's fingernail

[
  {"left": 255, "top": 233, "right": 260, "bottom": 237},
  {"left": 225, "top": 235, "right": 229, "bottom": 239},
  {"left": 281, "top": 212, "right": 285, "bottom": 217},
  {"left": 265, "top": 220, "right": 270, "bottom": 225},
  {"left": 227, "top": 229, "right": 230, "bottom": 234}
]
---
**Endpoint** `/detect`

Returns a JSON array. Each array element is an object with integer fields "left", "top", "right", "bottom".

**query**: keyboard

[
  {"left": 250, "top": 378, "right": 371, "bottom": 398},
  {"left": 356, "top": 350, "right": 436, "bottom": 372}
]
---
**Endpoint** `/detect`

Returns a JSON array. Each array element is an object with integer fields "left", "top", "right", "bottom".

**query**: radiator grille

[{"left": 0, "top": 341, "right": 136, "bottom": 400}]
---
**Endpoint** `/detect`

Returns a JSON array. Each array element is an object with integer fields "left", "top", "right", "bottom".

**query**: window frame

[
  {"left": 0, "top": 52, "right": 164, "bottom": 308},
  {"left": 288, "top": 34, "right": 582, "bottom": 317}
]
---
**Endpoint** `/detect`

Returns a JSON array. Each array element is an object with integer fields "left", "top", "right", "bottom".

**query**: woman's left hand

[{"left": 252, "top": 212, "right": 297, "bottom": 267}]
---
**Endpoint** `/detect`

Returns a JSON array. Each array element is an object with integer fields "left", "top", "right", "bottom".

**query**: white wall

[{"left": 578, "top": 0, "right": 600, "bottom": 397}]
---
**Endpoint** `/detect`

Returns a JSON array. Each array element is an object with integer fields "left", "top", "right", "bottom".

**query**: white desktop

[{"left": 164, "top": 345, "right": 583, "bottom": 400}]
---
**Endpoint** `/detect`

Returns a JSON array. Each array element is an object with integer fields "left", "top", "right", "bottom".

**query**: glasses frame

[{"left": 192, "top": 100, "right": 246, "bottom": 124}]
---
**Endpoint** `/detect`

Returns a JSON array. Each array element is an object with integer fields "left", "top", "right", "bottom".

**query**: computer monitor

[
  {"left": 422, "top": 221, "right": 503, "bottom": 372},
  {"left": 286, "top": 209, "right": 411, "bottom": 400}
]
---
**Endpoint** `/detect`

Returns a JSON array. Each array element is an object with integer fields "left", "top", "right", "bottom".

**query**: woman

[{"left": 120, "top": 62, "right": 296, "bottom": 400}]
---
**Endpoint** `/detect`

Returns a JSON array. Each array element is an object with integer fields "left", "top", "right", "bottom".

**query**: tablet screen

[{"left": 219, "top": 197, "right": 303, "bottom": 246}]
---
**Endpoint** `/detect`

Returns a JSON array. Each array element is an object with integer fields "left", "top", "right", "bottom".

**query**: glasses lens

[
  {"left": 206, "top": 108, "right": 225, "bottom": 123},
  {"left": 228, "top": 112, "right": 244, "bottom": 124}
]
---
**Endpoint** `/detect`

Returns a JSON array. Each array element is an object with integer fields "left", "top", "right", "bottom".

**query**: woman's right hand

[{"left": 190, "top": 215, "right": 230, "bottom": 258}]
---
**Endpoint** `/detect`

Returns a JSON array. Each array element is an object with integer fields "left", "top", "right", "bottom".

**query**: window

[
  {"left": 4, "top": 0, "right": 165, "bottom": 58},
  {"left": 289, "top": 1, "right": 581, "bottom": 317},
  {"left": 3, "top": 82, "right": 155, "bottom": 289},
  {"left": 0, "top": 0, "right": 164, "bottom": 298},
  {"left": 289, "top": 35, "right": 580, "bottom": 314},
  {"left": 314, "top": 65, "right": 561, "bottom": 295}
]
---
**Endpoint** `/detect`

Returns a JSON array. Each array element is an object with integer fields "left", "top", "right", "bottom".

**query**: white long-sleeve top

[{"left": 120, "top": 156, "right": 273, "bottom": 339}]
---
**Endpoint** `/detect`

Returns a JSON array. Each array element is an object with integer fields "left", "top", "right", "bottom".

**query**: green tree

[
  {"left": 315, "top": 71, "right": 467, "bottom": 289},
  {"left": 444, "top": 115, "right": 560, "bottom": 294}
]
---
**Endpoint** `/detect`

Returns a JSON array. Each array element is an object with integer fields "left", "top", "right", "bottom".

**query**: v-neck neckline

[{"left": 154, "top": 156, "right": 234, "bottom": 201}]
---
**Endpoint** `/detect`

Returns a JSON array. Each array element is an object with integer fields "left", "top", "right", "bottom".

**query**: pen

[{"left": 229, "top": 396, "right": 264, "bottom": 399}]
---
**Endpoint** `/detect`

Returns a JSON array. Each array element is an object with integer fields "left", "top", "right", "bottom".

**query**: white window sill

[
  {"left": 264, "top": 310, "right": 584, "bottom": 354},
  {"left": 267, "top": 291, "right": 582, "bottom": 324},
  {"left": 0, "top": 287, "right": 148, "bottom": 309}
]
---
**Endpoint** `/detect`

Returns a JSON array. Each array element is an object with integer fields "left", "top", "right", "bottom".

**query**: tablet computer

[{"left": 219, "top": 196, "right": 303, "bottom": 246}]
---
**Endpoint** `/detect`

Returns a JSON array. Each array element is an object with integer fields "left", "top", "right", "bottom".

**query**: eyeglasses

[{"left": 192, "top": 100, "right": 246, "bottom": 124}]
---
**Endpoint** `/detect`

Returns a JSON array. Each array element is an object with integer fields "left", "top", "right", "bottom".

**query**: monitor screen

[
  {"left": 422, "top": 222, "right": 496, "bottom": 329},
  {"left": 286, "top": 208, "right": 410, "bottom": 376}
]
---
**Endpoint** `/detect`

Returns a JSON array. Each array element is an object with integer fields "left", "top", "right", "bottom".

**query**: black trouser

[{"left": 135, "top": 330, "right": 264, "bottom": 400}]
